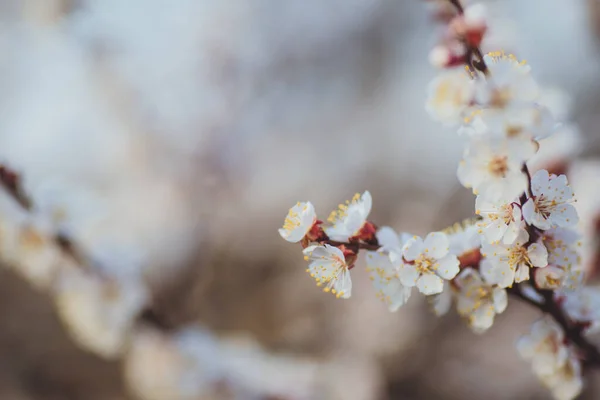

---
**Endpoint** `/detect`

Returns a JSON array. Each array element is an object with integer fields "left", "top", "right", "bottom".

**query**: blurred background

[{"left": 0, "top": 0, "right": 600, "bottom": 399}]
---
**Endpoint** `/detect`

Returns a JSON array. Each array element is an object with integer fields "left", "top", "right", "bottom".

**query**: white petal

[
  {"left": 398, "top": 263, "right": 419, "bottom": 287},
  {"left": 514, "top": 264, "right": 530, "bottom": 283},
  {"left": 331, "top": 269, "right": 352, "bottom": 299},
  {"left": 502, "top": 221, "right": 521, "bottom": 245},
  {"left": 376, "top": 227, "right": 401, "bottom": 251},
  {"left": 403, "top": 236, "right": 424, "bottom": 261},
  {"left": 435, "top": 254, "right": 460, "bottom": 280},
  {"left": 531, "top": 169, "right": 550, "bottom": 196},
  {"left": 483, "top": 220, "right": 507, "bottom": 244},
  {"left": 360, "top": 191, "right": 373, "bottom": 219},
  {"left": 416, "top": 274, "right": 444, "bottom": 295},
  {"left": 492, "top": 288, "right": 508, "bottom": 313},
  {"left": 470, "top": 305, "right": 495, "bottom": 333},
  {"left": 423, "top": 232, "right": 449, "bottom": 259},
  {"left": 550, "top": 204, "right": 579, "bottom": 228},
  {"left": 527, "top": 243, "right": 548, "bottom": 268}
]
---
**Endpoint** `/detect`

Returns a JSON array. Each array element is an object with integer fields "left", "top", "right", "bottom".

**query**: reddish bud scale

[
  {"left": 464, "top": 27, "right": 486, "bottom": 47},
  {"left": 354, "top": 221, "right": 378, "bottom": 245},
  {"left": 458, "top": 249, "right": 482, "bottom": 269},
  {"left": 305, "top": 220, "right": 326, "bottom": 242}
]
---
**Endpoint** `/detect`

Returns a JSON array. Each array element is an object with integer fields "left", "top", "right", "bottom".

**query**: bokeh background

[{"left": 1, "top": 0, "right": 600, "bottom": 399}]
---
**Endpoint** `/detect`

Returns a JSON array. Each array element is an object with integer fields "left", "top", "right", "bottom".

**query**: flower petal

[
  {"left": 423, "top": 232, "right": 449, "bottom": 259},
  {"left": 398, "top": 263, "right": 419, "bottom": 287},
  {"left": 527, "top": 243, "right": 548, "bottom": 268},
  {"left": 416, "top": 274, "right": 444, "bottom": 295},
  {"left": 435, "top": 254, "right": 460, "bottom": 279},
  {"left": 403, "top": 236, "right": 424, "bottom": 261},
  {"left": 492, "top": 288, "right": 508, "bottom": 313}
]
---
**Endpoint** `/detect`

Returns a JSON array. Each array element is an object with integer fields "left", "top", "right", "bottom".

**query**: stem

[{"left": 446, "top": 0, "right": 489, "bottom": 74}]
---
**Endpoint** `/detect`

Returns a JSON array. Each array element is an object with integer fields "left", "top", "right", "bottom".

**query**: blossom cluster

[{"left": 279, "top": 2, "right": 600, "bottom": 399}]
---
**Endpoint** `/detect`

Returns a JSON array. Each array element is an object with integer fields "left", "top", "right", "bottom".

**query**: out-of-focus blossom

[
  {"left": 53, "top": 264, "right": 148, "bottom": 358},
  {"left": 457, "top": 137, "right": 530, "bottom": 201},
  {"left": 425, "top": 68, "right": 474, "bottom": 126},
  {"left": 455, "top": 266, "right": 507, "bottom": 333}
]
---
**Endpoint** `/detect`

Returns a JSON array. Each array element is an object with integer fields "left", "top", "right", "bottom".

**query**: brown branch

[{"left": 446, "top": 0, "right": 488, "bottom": 74}]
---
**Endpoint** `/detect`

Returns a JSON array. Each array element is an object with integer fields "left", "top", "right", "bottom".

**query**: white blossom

[
  {"left": 455, "top": 267, "right": 507, "bottom": 333},
  {"left": 541, "top": 356, "right": 583, "bottom": 400},
  {"left": 517, "top": 317, "right": 583, "bottom": 400},
  {"left": 325, "top": 191, "right": 372, "bottom": 242},
  {"left": 430, "top": 281, "right": 454, "bottom": 316},
  {"left": 464, "top": 105, "right": 557, "bottom": 141},
  {"left": 517, "top": 316, "right": 569, "bottom": 377},
  {"left": 561, "top": 286, "right": 600, "bottom": 335},
  {"left": 366, "top": 251, "right": 412, "bottom": 312},
  {"left": 536, "top": 228, "right": 582, "bottom": 291},
  {"left": 400, "top": 232, "right": 460, "bottom": 295},
  {"left": 475, "top": 195, "right": 524, "bottom": 244},
  {"left": 481, "top": 229, "right": 548, "bottom": 287},
  {"left": 447, "top": 221, "right": 481, "bottom": 256},
  {"left": 425, "top": 68, "right": 475, "bottom": 126},
  {"left": 474, "top": 51, "right": 539, "bottom": 108},
  {"left": 522, "top": 170, "right": 578, "bottom": 230},
  {"left": 278, "top": 201, "right": 317, "bottom": 243},
  {"left": 303, "top": 244, "right": 351, "bottom": 299},
  {"left": 53, "top": 264, "right": 149, "bottom": 359},
  {"left": 457, "top": 136, "right": 532, "bottom": 201}
]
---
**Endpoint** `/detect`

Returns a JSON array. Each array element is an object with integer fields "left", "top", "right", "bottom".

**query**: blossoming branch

[{"left": 279, "top": 1, "right": 599, "bottom": 399}]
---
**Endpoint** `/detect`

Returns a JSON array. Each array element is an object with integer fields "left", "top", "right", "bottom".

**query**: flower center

[
  {"left": 414, "top": 254, "right": 436, "bottom": 274},
  {"left": 534, "top": 195, "right": 557, "bottom": 219},
  {"left": 488, "top": 155, "right": 508, "bottom": 177},
  {"left": 508, "top": 246, "right": 531, "bottom": 269},
  {"left": 490, "top": 87, "right": 512, "bottom": 108},
  {"left": 506, "top": 125, "right": 523, "bottom": 137},
  {"left": 282, "top": 212, "right": 301, "bottom": 232}
]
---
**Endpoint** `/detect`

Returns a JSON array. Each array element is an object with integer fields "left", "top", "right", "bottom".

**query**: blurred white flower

[
  {"left": 455, "top": 266, "right": 507, "bottom": 333},
  {"left": 447, "top": 221, "right": 482, "bottom": 256},
  {"left": 125, "top": 327, "right": 223, "bottom": 400},
  {"left": 400, "top": 232, "right": 460, "bottom": 295},
  {"left": 425, "top": 68, "right": 474, "bottom": 126},
  {"left": 457, "top": 136, "right": 530, "bottom": 201},
  {"left": 303, "top": 244, "right": 351, "bottom": 299},
  {"left": 430, "top": 281, "right": 454, "bottom": 316},
  {"left": 561, "top": 286, "right": 600, "bottom": 335},
  {"left": 53, "top": 265, "right": 148, "bottom": 358},
  {"left": 475, "top": 195, "right": 524, "bottom": 244},
  {"left": 517, "top": 316, "right": 569, "bottom": 377},
  {"left": 466, "top": 105, "right": 557, "bottom": 141},
  {"left": 522, "top": 170, "right": 578, "bottom": 230},
  {"left": 517, "top": 317, "right": 583, "bottom": 400},
  {"left": 365, "top": 250, "right": 412, "bottom": 312},
  {"left": 481, "top": 229, "right": 548, "bottom": 287},
  {"left": 325, "top": 191, "right": 372, "bottom": 242},
  {"left": 541, "top": 356, "right": 583, "bottom": 400},
  {"left": 528, "top": 123, "right": 582, "bottom": 174},
  {"left": 474, "top": 51, "right": 539, "bottom": 107},
  {"left": 278, "top": 201, "right": 317, "bottom": 243},
  {"left": 365, "top": 226, "right": 414, "bottom": 311},
  {"left": 536, "top": 228, "right": 582, "bottom": 291}
]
